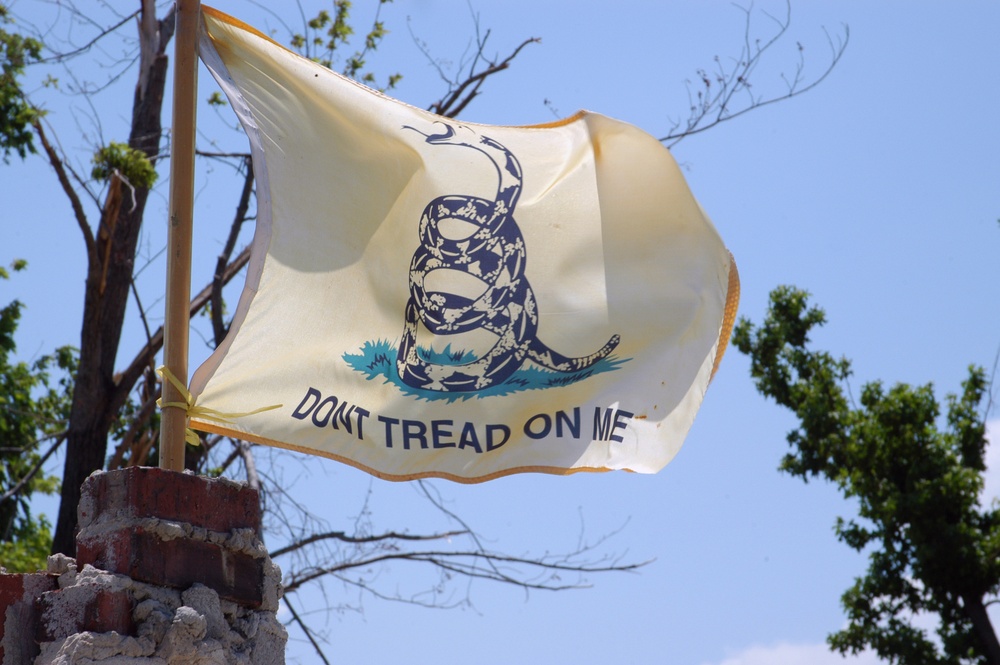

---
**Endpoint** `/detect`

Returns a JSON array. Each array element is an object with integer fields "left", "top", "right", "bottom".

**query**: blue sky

[{"left": 4, "top": 1, "right": 999, "bottom": 663}]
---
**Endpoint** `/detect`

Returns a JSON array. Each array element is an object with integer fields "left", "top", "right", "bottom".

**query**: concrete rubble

[{"left": 33, "top": 558, "right": 286, "bottom": 664}]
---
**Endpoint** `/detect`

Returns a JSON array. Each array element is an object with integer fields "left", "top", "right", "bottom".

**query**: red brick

[
  {"left": 76, "top": 528, "right": 263, "bottom": 608},
  {"left": 0, "top": 572, "right": 58, "bottom": 665},
  {"left": 84, "top": 587, "right": 134, "bottom": 634},
  {"left": 35, "top": 587, "right": 134, "bottom": 642},
  {"left": 79, "top": 467, "right": 260, "bottom": 534}
]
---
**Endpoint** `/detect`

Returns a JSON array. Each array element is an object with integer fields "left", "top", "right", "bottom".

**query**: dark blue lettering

[
  {"left": 523, "top": 413, "right": 550, "bottom": 439},
  {"left": 402, "top": 419, "right": 428, "bottom": 450},
  {"left": 556, "top": 408, "right": 581, "bottom": 438},
  {"left": 486, "top": 424, "right": 510, "bottom": 451},
  {"left": 291, "top": 387, "right": 322, "bottom": 420},
  {"left": 459, "top": 422, "right": 482, "bottom": 453},
  {"left": 593, "top": 407, "right": 614, "bottom": 440},
  {"left": 611, "top": 410, "right": 634, "bottom": 443},
  {"left": 330, "top": 401, "right": 354, "bottom": 433},
  {"left": 292, "top": 388, "right": 370, "bottom": 440},
  {"left": 432, "top": 420, "right": 455, "bottom": 448},
  {"left": 354, "top": 408, "right": 370, "bottom": 440},
  {"left": 379, "top": 416, "right": 399, "bottom": 448},
  {"left": 311, "top": 396, "right": 338, "bottom": 427}
]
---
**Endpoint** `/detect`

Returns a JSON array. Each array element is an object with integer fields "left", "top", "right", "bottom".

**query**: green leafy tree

[
  {"left": 0, "top": 4, "right": 41, "bottom": 161},
  {"left": 291, "top": 0, "right": 400, "bottom": 89},
  {"left": 0, "top": 261, "right": 73, "bottom": 572},
  {"left": 733, "top": 285, "right": 1000, "bottom": 665}
]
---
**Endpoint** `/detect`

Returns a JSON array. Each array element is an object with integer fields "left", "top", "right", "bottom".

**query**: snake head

[{"left": 403, "top": 122, "right": 478, "bottom": 148}]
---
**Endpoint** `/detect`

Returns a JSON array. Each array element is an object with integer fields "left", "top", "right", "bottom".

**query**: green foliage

[
  {"left": 0, "top": 3, "right": 42, "bottom": 162},
  {"left": 0, "top": 515, "right": 51, "bottom": 573},
  {"left": 733, "top": 286, "right": 1000, "bottom": 664},
  {"left": 0, "top": 257, "right": 26, "bottom": 280},
  {"left": 0, "top": 260, "right": 72, "bottom": 572},
  {"left": 291, "top": 0, "right": 401, "bottom": 92},
  {"left": 91, "top": 141, "right": 158, "bottom": 188}
]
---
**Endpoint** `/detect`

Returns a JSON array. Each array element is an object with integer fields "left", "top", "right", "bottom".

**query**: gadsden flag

[{"left": 189, "top": 7, "right": 739, "bottom": 482}]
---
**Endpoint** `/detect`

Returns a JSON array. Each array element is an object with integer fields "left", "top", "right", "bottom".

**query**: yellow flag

[{"left": 190, "top": 7, "right": 739, "bottom": 482}]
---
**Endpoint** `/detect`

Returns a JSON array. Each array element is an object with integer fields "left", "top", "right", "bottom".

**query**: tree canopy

[
  {"left": 0, "top": 261, "right": 71, "bottom": 572},
  {"left": 734, "top": 285, "right": 1000, "bottom": 664}
]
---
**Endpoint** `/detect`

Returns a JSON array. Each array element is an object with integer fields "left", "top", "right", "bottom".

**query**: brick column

[
  {"left": 75, "top": 467, "right": 268, "bottom": 607},
  {"left": 0, "top": 468, "right": 286, "bottom": 664}
]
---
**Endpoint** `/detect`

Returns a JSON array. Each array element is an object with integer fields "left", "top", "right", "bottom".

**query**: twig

[
  {"left": 283, "top": 549, "right": 647, "bottom": 594},
  {"left": 410, "top": 12, "right": 539, "bottom": 120},
  {"left": 270, "top": 528, "right": 468, "bottom": 560},
  {"left": 32, "top": 10, "right": 142, "bottom": 64},
  {"left": 282, "top": 595, "right": 331, "bottom": 665},
  {"left": 110, "top": 245, "right": 251, "bottom": 417},
  {"left": 32, "top": 119, "right": 97, "bottom": 261},
  {"left": 660, "top": 2, "right": 849, "bottom": 147},
  {"left": 0, "top": 435, "right": 66, "bottom": 504}
]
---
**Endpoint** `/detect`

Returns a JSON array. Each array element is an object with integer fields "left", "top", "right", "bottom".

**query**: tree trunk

[
  {"left": 51, "top": 6, "right": 173, "bottom": 556},
  {"left": 963, "top": 593, "right": 1000, "bottom": 665}
]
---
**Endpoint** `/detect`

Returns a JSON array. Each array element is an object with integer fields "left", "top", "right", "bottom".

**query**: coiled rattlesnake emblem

[{"left": 397, "top": 123, "right": 620, "bottom": 393}]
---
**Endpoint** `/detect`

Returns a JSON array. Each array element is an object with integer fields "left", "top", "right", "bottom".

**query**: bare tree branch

[
  {"left": 283, "top": 548, "right": 646, "bottom": 594},
  {"left": 212, "top": 158, "right": 254, "bottom": 346},
  {"left": 212, "top": 438, "right": 243, "bottom": 477},
  {"left": 416, "top": 479, "right": 506, "bottom": 580},
  {"left": 237, "top": 440, "right": 261, "bottom": 494},
  {"left": 410, "top": 10, "right": 539, "bottom": 120},
  {"left": 32, "top": 10, "right": 141, "bottom": 65},
  {"left": 270, "top": 528, "right": 469, "bottom": 560},
  {"left": 0, "top": 435, "right": 66, "bottom": 505},
  {"left": 430, "top": 36, "right": 538, "bottom": 119},
  {"left": 110, "top": 244, "right": 251, "bottom": 416},
  {"left": 32, "top": 119, "right": 96, "bottom": 261},
  {"left": 106, "top": 379, "right": 157, "bottom": 469},
  {"left": 661, "top": 2, "right": 849, "bottom": 147},
  {"left": 282, "top": 595, "right": 331, "bottom": 665},
  {"left": 195, "top": 150, "right": 253, "bottom": 160}
]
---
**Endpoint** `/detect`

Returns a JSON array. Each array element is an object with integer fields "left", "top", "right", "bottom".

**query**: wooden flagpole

[{"left": 160, "top": 0, "right": 201, "bottom": 471}]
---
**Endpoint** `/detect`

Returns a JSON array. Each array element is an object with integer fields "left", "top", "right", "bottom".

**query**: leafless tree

[{"left": 661, "top": 1, "right": 848, "bottom": 147}]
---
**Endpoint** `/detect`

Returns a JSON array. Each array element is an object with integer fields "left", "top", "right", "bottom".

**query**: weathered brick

[
  {"left": 79, "top": 467, "right": 260, "bottom": 534},
  {"left": 0, "top": 572, "right": 58, "bottom": 665},
  {"left": 76, "top": 528, "right": 264, "bottom": 608},
  {"left": 35, "top": 586, "right": 134, "bottom": 642}
]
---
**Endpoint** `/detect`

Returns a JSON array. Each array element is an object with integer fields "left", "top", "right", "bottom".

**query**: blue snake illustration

[{"left": 397, "top": 123, "right": 620, "bottom": 392}]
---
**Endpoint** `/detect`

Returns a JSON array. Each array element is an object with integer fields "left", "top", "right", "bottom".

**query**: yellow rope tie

[{"left": 156, "top": 366, "right": 282, "bottom": 446}]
